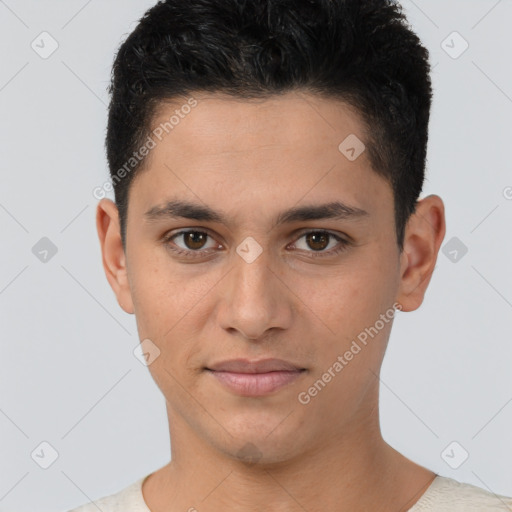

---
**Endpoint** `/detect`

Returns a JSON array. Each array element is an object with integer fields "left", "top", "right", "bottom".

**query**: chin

[{"left": 216, "top": 424, "right": 308, "bottom": 467}]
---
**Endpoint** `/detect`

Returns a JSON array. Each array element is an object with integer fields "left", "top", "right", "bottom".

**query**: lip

[
  {"left": 205, "top": 359, "right": 306, "bottom": 396},
  {"left": 206, "top": 358, "right": 305, "bottom": 373}
]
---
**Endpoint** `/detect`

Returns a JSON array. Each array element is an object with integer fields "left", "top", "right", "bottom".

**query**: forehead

[
  {"left": 130, "top": 91, "right": 392, "bottom": 222},
  {"left": 151, "top": 91, "right": 368, "bottom": 159}
]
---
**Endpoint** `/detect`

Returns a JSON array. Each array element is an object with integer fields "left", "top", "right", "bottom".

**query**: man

[{"left": 71, "top": 0, "right": 512, "bottom": 510}]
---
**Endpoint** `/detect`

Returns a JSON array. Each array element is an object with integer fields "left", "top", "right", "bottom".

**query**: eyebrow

[{"left": 144, "top": 199, "right": 369, "bottom": 227}]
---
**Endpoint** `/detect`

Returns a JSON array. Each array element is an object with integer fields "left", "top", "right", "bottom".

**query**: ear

[
  {"left": 396, "top": 194, "right": 446, "bottom": 312},
  {"left": 96, "top": 199, "right": 134, "bottom": 314}
]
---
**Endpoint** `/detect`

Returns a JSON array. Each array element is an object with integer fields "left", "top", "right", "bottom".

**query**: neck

[{"left": 142, "top": 399, "right": 436, "bottom": 512}]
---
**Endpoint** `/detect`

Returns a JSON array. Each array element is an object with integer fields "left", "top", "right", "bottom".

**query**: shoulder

[
  {"left": 410, "top": 475, "right": 512, "bottom": 511},
  {"left": 66, "top": 476, "right": 150, "bottom": 512}
]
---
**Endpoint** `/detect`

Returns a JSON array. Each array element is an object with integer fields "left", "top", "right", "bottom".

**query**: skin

[{"left": 97, "top": 91, "right": 446, "bottom": 512}]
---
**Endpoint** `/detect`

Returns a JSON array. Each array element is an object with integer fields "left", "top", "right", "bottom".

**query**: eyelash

[{"left": 161, "top": 229, "right": 351, "bottom": 260}]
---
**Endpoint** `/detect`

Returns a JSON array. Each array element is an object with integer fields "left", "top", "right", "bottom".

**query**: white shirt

[{"left": 67, "top": 474, "right": 512, "bottom": 511}]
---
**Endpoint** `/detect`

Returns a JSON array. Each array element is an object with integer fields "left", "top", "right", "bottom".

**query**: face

[{"left": 98, "top": 91, "right": 444, "bottom": 464}]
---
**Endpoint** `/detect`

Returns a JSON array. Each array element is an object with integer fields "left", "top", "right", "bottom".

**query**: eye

[
  {"left": 162, "top": 229, "right": 350, "bottom": 260},
  {"left": 163, "top": 229, "right": 219, "bottom": 258},
  {"left": 290, "top": 230, "right": 350, "bottom": 257}
]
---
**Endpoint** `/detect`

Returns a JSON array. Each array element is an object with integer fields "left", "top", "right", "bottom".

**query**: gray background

[{"left": 1, "top": 1, "right": 511, "bottom": 510}]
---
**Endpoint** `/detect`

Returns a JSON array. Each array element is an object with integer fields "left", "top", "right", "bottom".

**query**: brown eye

[
  {"left": 164, "top": 230, "right": 218, "bottom": 255},
  {"left": 292, "top": 230, "right": 350, "bottom": 257},
  {"left": 305, "top": 232, "right": 330, "bottom": 251},
  {"left": 182, "top": 231, "right": 208, "bottom": 250}
]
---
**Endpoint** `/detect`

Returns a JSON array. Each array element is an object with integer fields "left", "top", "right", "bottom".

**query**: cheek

[
  {"left": 128, "top": 249, "right": 216, "bottom": 358},
  {"left": 292, "top": 262, "right": 389, "bottom": 331},
  {"left": 289, "top": 248, "right": 398, "bottom": 362},
  {"left": 127, "top": 244, "right": 183, "bottom": 337},
  {"left": 129, "top": 263, "right": 204, "bottom": 388}
]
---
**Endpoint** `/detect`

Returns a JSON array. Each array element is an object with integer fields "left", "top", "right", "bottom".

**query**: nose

[{"left": 216, "top": 243, "right": 293, "bottom": 342}]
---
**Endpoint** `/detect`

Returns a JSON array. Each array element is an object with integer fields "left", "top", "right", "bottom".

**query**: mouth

[{"left": 204, "top": 358, "right": 307, "bottom": 396}]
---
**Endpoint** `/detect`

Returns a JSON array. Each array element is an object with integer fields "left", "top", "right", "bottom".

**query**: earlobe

[
  {"left": 396, "top": 195, "right": 446, "bottom": 312},
  {"left": 96, "top": 199, "right": 135, "bottom": 314}
]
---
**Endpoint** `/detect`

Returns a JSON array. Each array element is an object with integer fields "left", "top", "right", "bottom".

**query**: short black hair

[{"left": 106, "top": 0, "right": 433, "bottom": 252}]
